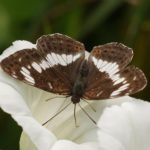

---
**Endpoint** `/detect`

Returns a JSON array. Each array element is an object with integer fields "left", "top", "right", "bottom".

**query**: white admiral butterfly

[{"left": 0, "top": 33, "right": 147, "bottom": 125}]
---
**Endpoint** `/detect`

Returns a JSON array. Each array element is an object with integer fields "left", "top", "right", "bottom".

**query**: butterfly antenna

[
  {"left": 42, "top": 101, "right": 72, "bottom": 126},
  {"left": 82, "top": 99, "right": 96, "bottom": 112},
  {"left": 78, "top": 103, "right": 96, "bottom": 125},
  {"left": 74, "top": 104, "right": 79, "bottom": 127},
  {"left": 56, "top": 96, "right": 69, "bottom": 112}
]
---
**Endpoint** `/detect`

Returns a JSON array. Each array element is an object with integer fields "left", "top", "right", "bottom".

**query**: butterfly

[{"left": 0, "top": 33, "right": 147, "bottom": 125}]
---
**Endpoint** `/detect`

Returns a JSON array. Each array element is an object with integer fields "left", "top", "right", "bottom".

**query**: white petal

[
  {"left": 0, "top": 82, "right": 57, "bottom": 149},
  {"left": 97, "top": 97, "right": 150, "bottom": 150},
  {"left": 0, "top": 40, "right": 36, "bottom": 61},
  {"left": 98, "top": 131, "right": 124, "bottom": 150},
  {"left": 51, "top": 140, "right": 99, "bottom": 150}
]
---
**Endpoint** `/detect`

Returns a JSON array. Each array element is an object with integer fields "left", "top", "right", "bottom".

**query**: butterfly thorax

[{"left": 71, "top": 61, "right": 89, "bottom": 104}]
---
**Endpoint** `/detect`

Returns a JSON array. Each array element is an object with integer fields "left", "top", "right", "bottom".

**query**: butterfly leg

[
  {"left": 45, "top": 95, "right": 69, "bottom": 101},
  {"left": 78, "top": 103, "right": 96, "bottom": 125},
  {"left": 81, "top": 98, "right": 96, "bottom": 112},
  {"left": 56, "top": 96, "right": 70, "bottom": 112},
  {"left": 74, "top": 104, "right": 79, "bottom": 128},
  {"left": 42, "top": 101, "right": 72, "bottom": 126}
]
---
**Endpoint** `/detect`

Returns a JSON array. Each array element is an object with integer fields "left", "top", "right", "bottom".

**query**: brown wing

[
  {"left": 83, "top": 42, "right": 147, "bottom": 100},
  {"left": 1, "top": 33, "right": 85, "bottom": 95}
]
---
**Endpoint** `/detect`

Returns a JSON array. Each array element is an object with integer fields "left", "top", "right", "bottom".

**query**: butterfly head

[{"left": 71, "top": 95, "right": 80, "bottom": 104}]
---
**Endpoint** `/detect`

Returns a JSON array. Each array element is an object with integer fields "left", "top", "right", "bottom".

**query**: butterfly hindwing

[{"left": 110, "top": 66, "right": 147, "bottom": 97}]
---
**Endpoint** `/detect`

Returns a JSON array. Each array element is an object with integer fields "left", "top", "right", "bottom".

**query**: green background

[{"left": 0, "top": 0, "right": 150, "bottom": 149}]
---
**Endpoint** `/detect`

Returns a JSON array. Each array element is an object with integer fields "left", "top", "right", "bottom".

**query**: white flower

[{"left": 0, "top": 41, "right": 150, "bottom": 150}]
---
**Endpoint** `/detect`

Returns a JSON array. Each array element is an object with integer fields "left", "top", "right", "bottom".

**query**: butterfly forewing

[
  {"left": 83, "top": 42, "right": 147, "bottom": 99},
  {"left": 36, "top": 34, "right": 85, "bottom": 85},
  {"left": 1, "top": 33, "right": 85, "bottom": 94}
]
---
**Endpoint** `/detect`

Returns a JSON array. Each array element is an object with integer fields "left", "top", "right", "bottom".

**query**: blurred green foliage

[{"left": 0, "top": 0, "right": 150, "bottom": 149}]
